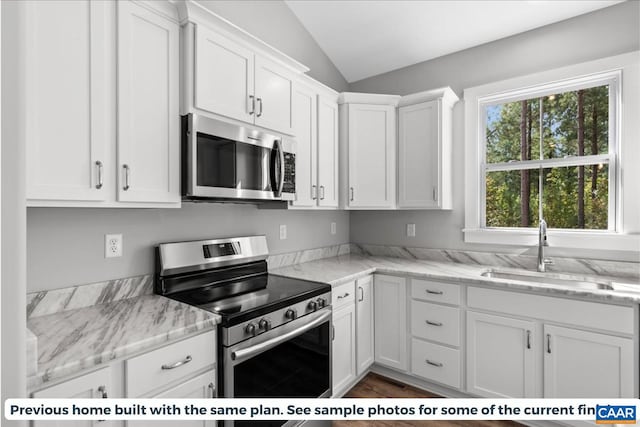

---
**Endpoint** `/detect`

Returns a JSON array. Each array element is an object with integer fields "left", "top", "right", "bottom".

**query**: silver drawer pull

[
  {"left": 97, "top": 385, "right": 108, "bottom": 398},
  {"left": 161, "top": 355, "right": 192, "bottom": 370},
  {"left": 208, "top": 383, "right": 215, "bottom": 398},
  {"left": 425, "top": 320, "right": 443, "bottom": 327},
  {"left": 426, "top": 289, "right": 443, "bottom": 295},
  {"left": 337, "top": 293, "right": 350, "bottom": 299},
  {"left": 426, "top": 359, "right": 443, "bottom": 367}
]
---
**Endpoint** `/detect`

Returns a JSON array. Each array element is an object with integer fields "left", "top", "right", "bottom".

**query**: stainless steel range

[{"left": 156, "top": 236, "right": 332, "bottom": 427}]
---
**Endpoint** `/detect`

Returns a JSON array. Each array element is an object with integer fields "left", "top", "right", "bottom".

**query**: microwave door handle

[{"left": 272, "top": 139, "right": 285, "bottom": 197}]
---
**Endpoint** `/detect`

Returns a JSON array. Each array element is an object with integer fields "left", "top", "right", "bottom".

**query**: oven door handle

[{"left": 231, "top": 309, "right": 331, "bottom": 364}]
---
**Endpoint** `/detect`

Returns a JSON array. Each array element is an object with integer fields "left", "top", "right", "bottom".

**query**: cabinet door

[
  {"left": 398, "top": 101, "right": 441, "bottom": 208},
  {"left": 194, "top": 25, "right": 254, "bottom": 123},
  {"left": 347, "top": 104, "right": 396, "bottom": 208},
  {"left": 466, "top": 311, "right": 538, "bottom": 398},
  {"left": 290, "top": 83, "right": 317, "bottom": 208},
  {"left": 117, "top": 1, "right": 180, "bottom": 203},
  {"left": 544, "top": 325, "right": 633, "bottom": 398},
  {"left": 317, "top": 95, "right": 339, "bottom": 207},
  {"left": 32, "top": 367, "right": 112, "bottom": 427},
  {"left": 356, "top": 276, "right": 374, "bottom": 375},
  {"left": 254, "top": 55, "right": 293, "bottom": 134},
  {"left": 25, "top": 0, "right": 110, "bottom": 202},
  {"left": 374, "top": 275, "right": 407, "bottom": 371},
  {"left": 332, "top": 303, "right": 356, "bottom": 397},
  {"left": 127, "top": 370, "right": 216, "bottom": 427}
]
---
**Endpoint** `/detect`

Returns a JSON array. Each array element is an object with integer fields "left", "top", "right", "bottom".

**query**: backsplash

[
  {"left": 267, "top": 243, "right": 352, "bottom": 269},
  {"left": 27, "top": 275, "right": 153, "bottom": 319},
  {"left": 351, "top": 244, "right": 640, "bottom": 281}
]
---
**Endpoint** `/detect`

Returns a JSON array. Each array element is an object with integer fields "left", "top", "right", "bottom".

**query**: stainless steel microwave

[{"left": 182, "top": 114, "right": 295, "bottom": 201}]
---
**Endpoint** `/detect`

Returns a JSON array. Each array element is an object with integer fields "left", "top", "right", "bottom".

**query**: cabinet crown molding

[
  {"left": 338, "top": 92, "right": 401, "bottom": 106},
  {"left": 175, "top": 0, "right": 309, "bottom": 74},
  {"left": 398, "top": 87, "right": 459, "bottom": 108}
]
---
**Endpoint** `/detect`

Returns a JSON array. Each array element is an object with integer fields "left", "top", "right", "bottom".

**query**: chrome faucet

[{"left": 537, "top": 219, "right": 553, "bottom": 272}]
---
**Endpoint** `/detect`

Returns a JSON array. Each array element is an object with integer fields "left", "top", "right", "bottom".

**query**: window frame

[
  {"left": 479, "top": 71, "right": 619, "bottom": 231},
  {"left": 463, "top": 52, "right": 640, "bottom": 252}
]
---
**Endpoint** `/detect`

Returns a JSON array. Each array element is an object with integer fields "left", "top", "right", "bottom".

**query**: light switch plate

[
  {"left": 279, "top": 224, "right": 287, "bottom": 240},
  {"left": 407, "top": 224, "right": 416, "bottom": 237},
  {"left": 331, "top": 222, "right": 337, "bottom": 235},
  {"left": 105, "top": 234, "right": 123, "bottom": 258}
]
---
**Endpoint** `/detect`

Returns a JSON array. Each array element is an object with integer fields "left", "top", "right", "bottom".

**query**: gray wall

[
  {"left": 349, "top": 2, "right": 640, "bottom": 262},
  {"left": 198, "top": 0, "right": 348, "bottom": 92},
  {"left": 28, "top": 205, "right": 349, "bottom": 291},
  {"left": 27, "top": 0, "right": 350, "bottom": 292}
]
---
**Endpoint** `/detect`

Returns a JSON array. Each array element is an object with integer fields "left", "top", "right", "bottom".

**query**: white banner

[{"left": 4, "top": 398, "right": 640, "bottom": 423}]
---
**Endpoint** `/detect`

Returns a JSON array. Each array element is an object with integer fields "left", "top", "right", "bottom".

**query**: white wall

[{"left": 348, "top": 1, "right": 640, "bottom": 262}]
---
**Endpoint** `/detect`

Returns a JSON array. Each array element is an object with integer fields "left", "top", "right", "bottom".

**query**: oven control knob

[
  {"left": 307, "top": 300, "right": 318, "bottom": 311},
  {"left": 245, "top": 322, "right": 258, "bottom": 337},
  {"left": 285, "top": 308, "right": 297, "bottom": 320},
  {"left": 259, "top": 318, "right": 272, "bottom": 331},
  {"left": 316, "top": 297, "right": 327, "bottom": 308}
]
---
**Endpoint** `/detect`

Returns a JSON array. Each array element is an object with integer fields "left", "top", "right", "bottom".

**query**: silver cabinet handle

[
  {"left": 433, "top": 186, "right": 437, "bottom": 201},
  {"left": 332, "top": 325, "right": 335, "bottom": 341},
  {"left": 337, "top": 292, "right": 350, "bottom": 299},
  {"left": 320, "top": 185, "right": 325, "bottom": 200},
  {"left": 208, "top": 383, "right": 215, "bottom": 398},
  {"left": 257, "top": 98, "right": 263, "bottom": 117},
  {"left": 526, "top": 330, "right": 531, "bottom": 349},
  {"left": 97, "top": 385, "right": 108, "bottom": 398},
  {"left": 546, "top": 334, "right": 551, "bottom": 354},
  {"left": 161, "top": 355, "right": 192, "bottom": 370},
  {"left": 426, "top": 289, "right": 443, "bottom": 295},
  {"left": 426, "top": 359, "right": 443, "bottom": 367},
  {"left": 249, "top": 95, "right": 255, "bottom": 115},
  {"left": 95, "top": 161, "right": 103, "bottom": 189},
  {"left": 426, "top": 320, "right": 443, "bottom": 327},
  {"left": 312, "top": 185, "right": 317, "bottom": 200},
  {"left": 358, "top": 286, "right": 364, "bottom": 302},
  {"left": 350, "top": 187, "right": 354, "bottom": 201},
  {"left": 122, "top": 164, "right": 130, "bottom": 191}
]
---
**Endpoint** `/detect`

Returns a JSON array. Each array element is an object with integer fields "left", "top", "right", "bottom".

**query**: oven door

[
  {"left": 223, "top": 308, "right": 332, "bottom": 427},
  {"left": 183, "top": 114, "right": 286, "bottom": 200}
]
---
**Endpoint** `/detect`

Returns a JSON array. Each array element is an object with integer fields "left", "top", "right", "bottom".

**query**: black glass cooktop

[{"left": 165, "top": 271, "right": 330, "bottom": 327}]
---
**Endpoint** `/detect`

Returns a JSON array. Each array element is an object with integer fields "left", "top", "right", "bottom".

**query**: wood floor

[{"left": 332, "top": 373, "right": 524, "bottom": 427}]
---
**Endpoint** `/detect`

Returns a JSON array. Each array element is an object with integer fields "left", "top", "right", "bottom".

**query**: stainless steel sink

[{"left": 480, "top": 268, "right": 615, "bottom": 291}]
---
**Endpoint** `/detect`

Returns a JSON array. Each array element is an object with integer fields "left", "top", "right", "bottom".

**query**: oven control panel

[{"left": 222, "top": 291, "right": 331, "bottom": 347}]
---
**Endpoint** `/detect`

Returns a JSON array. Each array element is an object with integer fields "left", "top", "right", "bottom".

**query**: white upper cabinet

[
  {"left": 194, "top": 25, "right": 255, "bottom": 124},
  {"left": 398, "top": 88, "right": 458, "bottom": 209},
  {"left": 317, "top": 94, "right": 339, "bottom": 208},
  {"left": 25, "top": 0, "right": 111, "bottom": 202},
  {"left": 117, "top": 1, "right": 180, "bottom": 204},
  {"left": 290, "top": 78, "right": 339, "bottom": 210},
  {"left": 254, "top": 56, "right": 294, "bottom": 134},
  {"left": 22, "top": 1, "right": 181, "bottom": 207},
  {"left": 339, "top": 94, "right": 400, "bottom": 209}
]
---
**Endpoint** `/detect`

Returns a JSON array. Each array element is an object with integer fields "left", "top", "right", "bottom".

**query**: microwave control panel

[{"left": 283, "top": 153, "right": 295, "bottom": 194}]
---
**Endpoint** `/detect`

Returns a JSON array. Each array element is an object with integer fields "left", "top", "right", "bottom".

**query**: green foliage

[{"left": 485, "top": 85, "right": 609, "bottom": 229}]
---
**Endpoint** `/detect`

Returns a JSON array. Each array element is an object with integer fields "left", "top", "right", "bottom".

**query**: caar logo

[{"left": 596, "top": 405, "right": 636, "bottom": 424}]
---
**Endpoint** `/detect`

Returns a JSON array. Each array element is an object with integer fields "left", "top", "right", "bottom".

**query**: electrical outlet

[
  {"left": 331, "top": 222, "right": 337, "bottom": 235},
  {"left": 279, "top": 224, "right": 287, "bottom": 240},
  {"left": 406, "top": 224, "right": 416, "bottom": 237},
  {"left": 105, "top": 234, "right": 123, "bottom": 258}
]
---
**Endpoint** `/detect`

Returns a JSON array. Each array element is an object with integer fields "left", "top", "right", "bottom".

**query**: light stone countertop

[
  {"left": 271, "top": 254, "right": 640, "bottom": 305},
  {"left": 27, "top": 294, "right": 220, "bottom": 391}
]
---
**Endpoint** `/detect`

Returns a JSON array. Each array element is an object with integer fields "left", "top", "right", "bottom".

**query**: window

[
  {"left": 483, "top": 81, "right": 615, "bottom": 230},
  {"left": 463, "top": 52, "right": 640, "bottom": 251}
]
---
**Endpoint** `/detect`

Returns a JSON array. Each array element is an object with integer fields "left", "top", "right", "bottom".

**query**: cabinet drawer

[
  {"left": 411, "top": 301, "right": 460, "bottom": 346},
  {"left": 126, "top": 331, "right": 216, "bottom": 397},
  {"left": 412, "top": 279, "right": 460, "bottom": 305},
  {"left": 411, "top": 339, "right": 460, "bottom": 389},
  {"left": 332, "top": 281, "right": 355, "bottom": 309},
  {"left": 467, "top": 287, "right": 634, "bottom": 335}
]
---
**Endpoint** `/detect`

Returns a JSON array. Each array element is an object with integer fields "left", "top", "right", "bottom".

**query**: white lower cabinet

[
  {"left": 411, "top": 339, "right": 460, "bottom": 389},
  {"left": 32, "top": 367, "right": 113, "bottom": 427},
  {"left": 127, "top": 370, "right": 216, "bottom": 427},
  {"left": 355, "top": 276, "right": 374, "bottom": 375},
  {"left": 544, "top": 325, "right": 633, "bottom": 398},
  {"left": 466, "top": 311, "right": 538, "bottom": 398},
  {"left": 332, "top": 300, "right": 357, "bottom": 397},
  {"left": 374, "top": 275, "right": 407, "bottom": 371}
]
